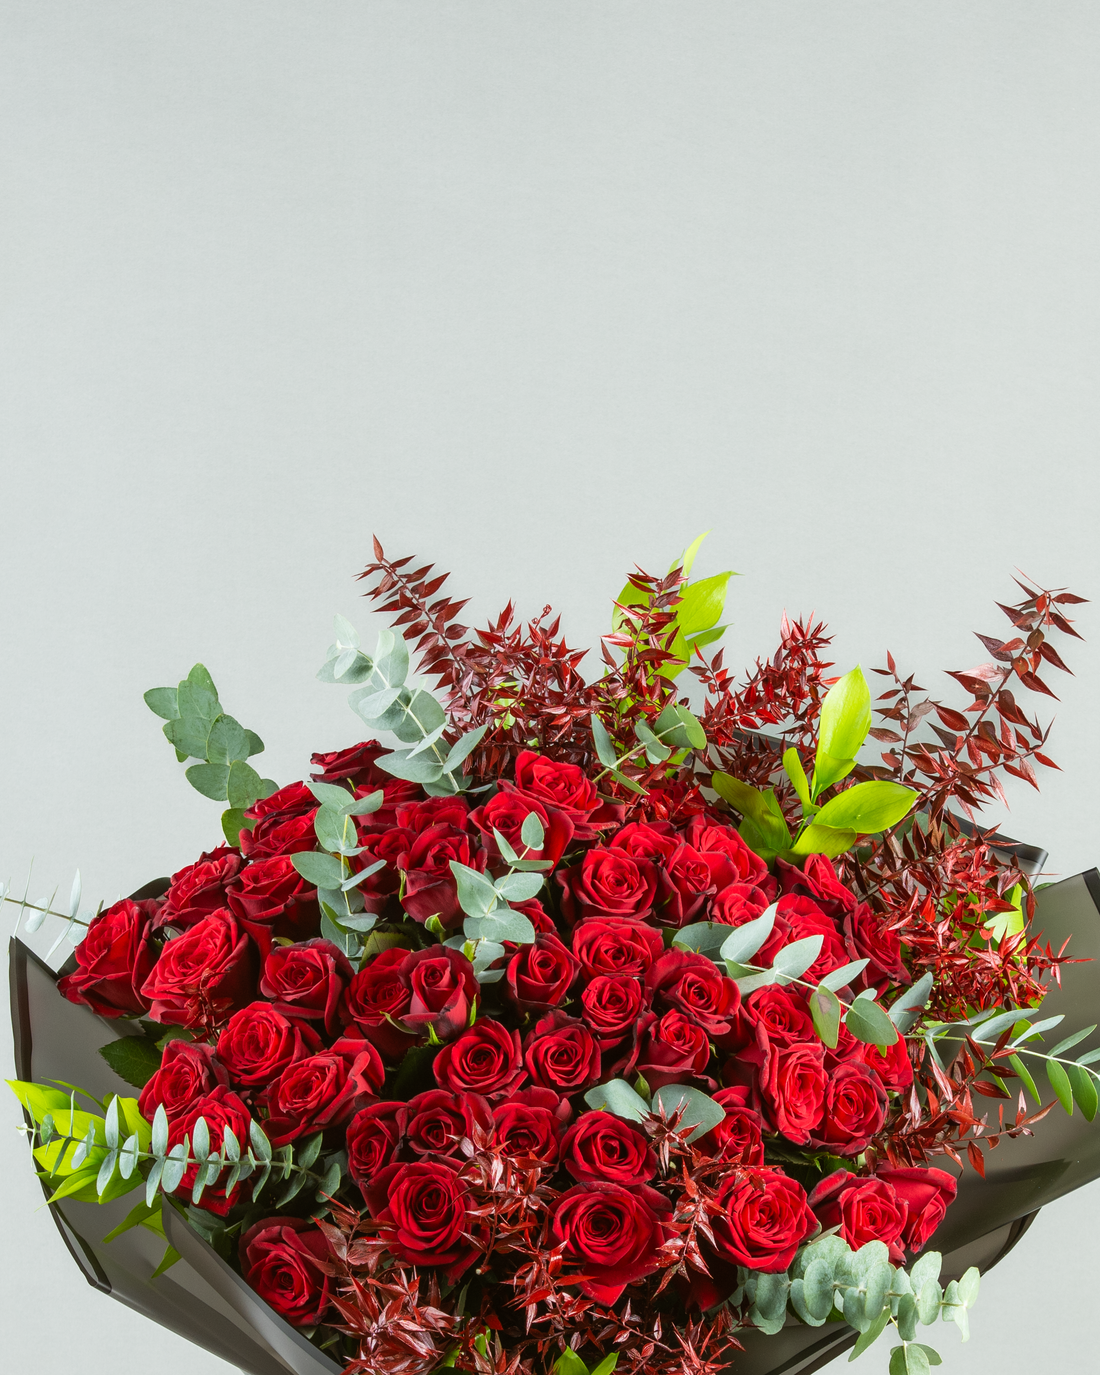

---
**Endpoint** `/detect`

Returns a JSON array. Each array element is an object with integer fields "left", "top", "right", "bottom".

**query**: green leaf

[
  {"left": 813, "top": 667, "right": 871, "bottom": 795},
  {"left": 813, "top": 780, "right": 918, "bottom": 835},
  {"left": 554, "top": 1351, "right": 589, "bottom": 1375},
  {"left": 1047, "top": 1057, "right": 1074, "bottom": 1113},
  {"left": 718, "top": 904, "right": 777, "bottom": 964},
  {"left": 520, "top": 810, "right": 545, "bottom": 851},
  {"left": 914, "top": 1348, "right": 941, "bottom": 1368},
  {"left": 185, "top": 762, "right": 230, "bottom": 801},
  {"left": 495, "top": 872, "right": 544, "bottom": 903},
  {"left": 810, "top": 983, "right": 842, "bottom": 1048},
  {"left": 802, "top": 1258, "right": 835, "bottom": 1322},
  {"left": 583, "top": 1078, "right": 650, "bottom": 1123},
  {"left": 144, "top": 687, "right": 179, "bottom": 721},
  {"left": 374, "top": 748, "right": 444, "bottom": 784},
  {"left": 451, "top": 861, "right": 500, "bottom": 918},
  {"left": 591, "top": 715, "right": 619, "bottom": 768},
  {"left": 206, "top": 715, "right": 250, "bottom": 764},
  {"left": 1048, "top": 1025, "right": 1097, "bottom": 1057},
  {"left": 588, "top": 1355, "right": 619, "bottom": 1375},
  {"left": 888, "top": 1349, "right": 907, "bottom": 1375},
  {"left": 291, "top": 850, "right": 345, "bottom": 889},
  {"left": 163, "top": 715, "right": 213, "bottom": 760},
  {"left": 1067, "top": 1062, "right": 1098, "bottom": 1120},
  {"left": 635, "top": 720, "right": 672, "bottom": 763},
  {"left": 1008, "top": 1053, "right": 1039, "bottom": 1101},
  {"left": 790, "top": 823, "right": 858, "bottom": 858},
  {"left": 676, "top": 571, "right": 731, "bottom": 638},
  {"left": 226, "top": 760, "right": 264, "bottom": 810},
  {"left": 151, "top": 1243, "right": 182, "bottom": 1279},
  {"left": 103, "top": 1197, "right": 162, "bottom": 1243},
  {"left": 315, "top": 805, "right": 358, "bottom": 855},
  {"left": 464, "top": 910, "right": 535, "bottom": 944},
  {"left": 443, "top": 724, "right": 489, "bottom": 774},
  {"left": 773, "top": 934, "right": 824, "bottom": 983},
  {"left": 651, "top": 1084, "right": 725, "bottom": 1142},
  {"left": 849, "top": 1308, "right": 891, "bottom": 1360},
  {"left": 673, "top": 922, "right": 734, "bottom": 958},
  {"left": 888, "top": 972, "right": 934, "bottom": 1031},
  {"left": 783, "top": 747, "right": 812, "bottom": 811},
  {"left": 245, "top": 730, "right": 265, "bottom": 757},
  {"left": 820, "top": 959, "right": 870, "bottom": 992},
  {"left": 845, "top": 993, "right": 900, "bottom": 1047},
  {"left": 98, "top": 1037, "right": 162, "bottom": 1090},
  {"left": 904, "top": 1346, "right": 931, "bottom": 1375},
  {"left": 6, "top": 1080, "right": 73, "bottom": 1123},
  {"left": 711, "top": 773, "right": 793, "bottom": 850},
  {"left": 221, "top": 808, "right": 247, "bottom": 847}
]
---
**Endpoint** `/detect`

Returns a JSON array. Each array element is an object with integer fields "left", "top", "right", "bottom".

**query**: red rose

[
  {"left": 140, "top": 910, "right": 256, "bottom": 1028},
  {"left": 259, "top": 939, "right": 353, "bottom": 1036},
  {"left": 239, "top": 783, "right": 319, "bottom": 861},
  {"left": 580, "top": 974, "right": 646, "bottom": 1049},
  {"left": 400, "top": 824, "right": 483, "bottom": 929},
  {"left": 711, "top": 1167, "right": 817, "bottom": 1272},
  {"left": 646, "top": 949, "right": 741, "bottom": 1040},
  {"left": 629, "top": 1010, "right": 713, "bottom": 1090},
  {"left": 686, "top": 817, "right": 772, "bottom": 889},
  {"left": 506, "top": 750, "right": 621, "bottom": 840},
  {"left": 158, "top": 848, "right": 242, "bottom": 929},
  {"left": 572, "top": 918, "right": 663, "bottom": 978},
  {"left": 844, "top": 903, "right": 910, "bottom": 990},
  {"left": 657, "top": 843, "right": 734, "bottom": 928},
  {"left": 363, "top": 1159, "right": 477, "bottom": 1281},
  {"left": 558, "top": 848, "right": 660, "bottom": 923},
  {"left": 506, "top": 933, "right": 579, "bottom": 1013},
  {"left": 608, "top": 821, "right": 679, "bottom": 863},
  {"left": 862, "top": 1037, "right": 914, "bottom": 1093},
  {"left": 551, "top": 1182, "right": 673, "bottom": 1303},
  {"left": 246, "top": 780, "right": 318, "bottom": 821},
  {"left": 711, "top": 890, "right": 789, "bottom": 972},
  {"left": 240, "top": 1216, "right": 331, "bottom": 1327},
  {"left": 340, "top": 948, "right": 418, "bottom": 1061},
  {"left": 743, "top": 986, "right": 816, "bottom": 1047},
  {"left": 523, "top": 1010, "right": 602, "bottom": 1094},
  {"left": 311, "top": 740, "right": 389, "bottom": 787},
  {"left": 400, "top": 947, "right": 479, "bottom": 1040},
  {"left": 138, "top": 1039, "right": 229, "bottom": 1124},
  {"left": 492, "top": 1088, "right": 567, "bottom": 1165},
  {"left": 350, "top": 827, "right": 409, "bottom": 911},
  {"left": 258, "top": 1035, "right": 384, "bottom": 1146},
  {"left": 404, "top": 1089, "right": 492, "bottom": 1158},
  {"left": 875, "top": 1166, "right": 957, "bottom": 1251},
  {"left": 698, "top": 1087, "right": 765, "bottom": 1165},
  {"left": 811, "top": 1062, "right": 887, "bottom": 1156},
  {"left": 510, "top": 897, "right": 557, "bottom": 935},
  {"left": 433, "top": 1020, "right": 525, "bottom": 1099},
  {"left": 225, "top": 856, "right": 319, "bottom": 954},
  {"left": 58, "top": 898, "right": 156, "bottom": 1018},
  {"left": 762, "top": 1042, "right": 827, "bottom": 1145},
  {"left": 809, "top": 1170, "right": 908, "bottom": 1264},
  {"left": 560, "top": 1111, "right": 657, "bottom": 1186},
  {"left": 216, "top": 1001, "right": 322, "bottom": 1087},
  {"left": 166, "top": 1086, "right": 253, "bottom": 1216},
  {"left": 469, "top": 791, "right": 574, "bottom": 869},
  {"left": 777, "top": 854, "right": 856, "bottom": 921},
  {"left": 346, "top": 1101, "right": 406, "bottom": 1193},
  {"left": 776, "top": 896, "right": 850, "bottom": 984}
]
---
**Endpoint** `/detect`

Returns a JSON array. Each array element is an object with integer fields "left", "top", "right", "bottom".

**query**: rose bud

[
  {"left": 557, "top": 847, "right": 659, "bottom": 924},
  {"left": 310, "top": 740, "right": 388, "bottom": 788},
  {"left": 523, "top": 1011, "right": 602, "bottom": 1094},
  {"left": 138, "top": 1039, "right": 229, "bottom": 1125},
  {"left": 810, "top": 1062, "right": 888, "bottom": 1157},
  {"left": 875, "top": 1166, "right": 958, "bottom": 1251},
  {"left": 469, "top": 790, "right": 574, "bottom": 869},
  {"left": 240, "top": 1217, "right": 332, "bottom": 1327},
  {"left": 258, "top": 1034, "right": 384, "bottom": 1146},
  {"left": 493, "top": 1090, "right": 567, "bottom": 1166},
  {"left": 58, "top": 898, "right": 157, "bottom": 1018},
  {"left": 140, "top": 910, "right": 256, "bottom": 1029},
  {"left": 579, "top": 974, "right": 647, "bottom": 1049},
  {"left": 260, "top": 938, "right": 353, "bottom": 1036},
  {"left": 608, "top": 820, "right": 679, "bottom": 863},
  {"left": 216, "top": 1001, "right": 322, "bottom": 1088},
  {"left": 400, "top": 947, "right": 479, "bottom": 1040},
  {"left": 346, "top": 1101, "right": 406, "bottom": 1193},
  {"left": 808, "top": 1170, "right": 908, "bottom": 1264},
  {"left": 340, "top": 948, "right": 418, "bottom": 1061},
  {"left": 711, "top": 1167, "right": 817, "bottom": 1273},
  {"left": 762, "top": 1042, "right": 827, "bottom": 1145},
  {"left": 551, "top": 1182, "right": 673, "bottom": 1303},
  {"left": 225, "top": 855, "right": 319, "bottom": 954},
  {"left": 628, "top": 1010, "right": 712, "bottom": 1090},
  {"left": 165, "top": 1086, "right": 253, "bottom": 1216},
  {"left": 506, "top": 933, "right": 579, "bottom": 1013},
  {"left": 560, "top": 1111, "right": 657, "bottom": 1186},
  {"left": 404, "top": 1089, "right": 492, "bottom": 1158},
  {"left": 157, "top": 848, "right": 242, "bottom": 930},
  {"left": 362, "top": 1159, "right": 478, "bottom": 1282},
  {"left": 571, "top": 917, "right": 664, "bottom": 979},
  {"left": 646, "top": 949, "right": 741, "bottom": 1040},
  {"left": 433, "top": 1020, "right": 526, "bottom": 1100},
  {"left": 861, "top": 1036, "right": 915, "bottom": 1093}
]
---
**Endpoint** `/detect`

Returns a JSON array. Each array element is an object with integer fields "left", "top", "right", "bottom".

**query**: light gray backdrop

[{"left": 2, "top": 4, "right": 1099, "bottom": 1372}]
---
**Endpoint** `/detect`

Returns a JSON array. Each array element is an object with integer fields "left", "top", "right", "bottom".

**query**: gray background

[{"left": 2, "top": 3, "right": 1099, "bottom": 1371}]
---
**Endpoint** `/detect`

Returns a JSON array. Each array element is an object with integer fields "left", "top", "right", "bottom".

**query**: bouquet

[{"left": 7, "top": 538, "right": 1097, "bottom": 1375}]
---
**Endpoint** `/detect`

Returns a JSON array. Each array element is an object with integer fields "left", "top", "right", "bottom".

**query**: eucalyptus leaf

[
  {"left": 845, "top": 993, "right": 899, "bottom": 1047},
  {"left": 291, "top": 850, "right": 345, "bottom": 889},
  {"left": 583, "top": 1078, "right": 650, "bottom": 1123},
  {"left": 519, "top": 810, "right": 545, "bottom": 851},
  {"left": 591, "top": 714, "right": 618, "bottom": 768},
  {"left": 820, "top": 959, "right": 870, "bottom": 992},
  {"left": 719, "top": 905, "right": 778, "bottom": 964},
  {"left": 652, "top": 1084, "right": 725, "bottom": 1142},
  {"left": 773, "top": 933, "right": 825, "bottom": 983},
  {"left": 185, "top": 762, "right": 230, "bottom": 801},
  {"left": 450, "top": 861, "right": 500, "bottom": 918},
  {"left": 374, "top": 748, "right": 444, "bottom": 784}
]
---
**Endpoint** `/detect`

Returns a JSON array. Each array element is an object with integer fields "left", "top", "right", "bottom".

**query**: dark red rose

[
  {"left": 138, "top": 1039, "right": 229, "bottom": 1124},
  {"left": 363, "top": 1159, "right": 477, "bottom": 1280},
  {"left": 811, "top": 1062, "right": 888, "bottom": 1156},
  {"left": 396, "top": 796, "right": 471, "bottom": 834},
  {"left": 686, "top": 817, "right": 772, "bottom": 889},
  {"left": 776, "top": 895, "right": 850, "bottom": 984},
  {"left": 762, "top": 1042, "right": 827, "bottom": 1145},
  {"left": 260, "top": 939, "right": 353, "bottom": 1036},
  {"left": 580, "top": 974, "right": 646, "bottom": 1049},
  {"left": 158, "top": 848, "right": 243, "bottom": 929},
  {"left": 340, "top": 948, "right": 418, "bottom": 1061},
  {"left": 697, "top": 1087, "right": 765, "bottom": 1165},
  {"left": 572, "top": 918, "right": 663, "bottom": 978},
  {"left": 657, "top": 843, "right": 736, "bottom": 928},
  {"left": 400, "top": 947, "right": 479, "bottom": 1039},
  {"left": 506, "top": 933, "right": 579, "bottom": 1013},
  {"left": 225, "top": 855, "right": 319, "bottom": 954},
  {"left": 404, "top": 1089, "right": 492, "bottom": 1158},
  {"left": 608, "top": 820, "right": 679, "bottom": 863},
  {"left": 400, "top": 824, "right": 484, "bottom": 929},
  {"left": 560, "top": 1111, "right": 657, "bottom": 1186},
  {"left": 844, "top": 903, "right": 910, "bottom": 990},
  {"left": 743, "top": 986, "right": 816, "bottom": 1047},
  {"left": 551, "top": 1182, "right": 673, "bottom": 1303},
  {"left": 710, "top": 880, "right": 774, "bottom": 928},
  {"left": 523, "top": 1010, "right": 602, "bottom": 1094},
  {"left": 629, "top": 1010, "right": 713, "bottom": 1090},
  {"left": 239, "top": 812, "right": 318, "bottom": 861},
  {"left": 777, "top": 854, "right": 856, "bottom": 921},
  {"left": 216, "top": 1001, "right": 322, "bottom": 1087},
  {"left": 861, "top": 1036, "right": 914, "bottom": 1093},
  {"left": 346, "top": 1101, "right": 406, "bottom": 1193},
  {"left": 240, "top": 1216, "right": 331, "bottom": 1327},
  {"left": 58, "top": 898, "right": 156, "bottom": 1017},
  {"left": 258, "top": 1034, "right": 384, "bottom": 1145},
  {"left": 433, "top": 1020, "right": 525, "bottom": 1099},
  {"left": 349, "top": 827, "right": 410, "bottom": 910},
  {"left": 246, "top": 781, "right": 318, "bottom": 821},
  {"left": 558, "top": 848, "right": 660, "bottom": 924},
  {"left": 823, "top": 1015, "right": 866, "bottom": 1072},
  {"left": 809, "top": 1170, "right": 908, "bottom": 1264},
  {"left": 311, "top": 741, "right": 389, "bottom": 788},
  {"left": 646, "top": 949, "right": 741, "bottom": 1039},
  {"left": 492, "top": 1089, "right": 567, "bottom": 1165},
  {"left": 505, "top": 750, "right": 621, "bottom": 840},
  {"left": 875, "top": 1166, "right": 958, "bottom": 1251},
  {"left": 166, "top": 1086, "right": 253, "bottom": 1216},
  {"left": 711, "top": 1167, "right": 817, "bottom": 1272},
  {"left": 140, "top": 910, "right": 256, "bottom": 1028},
  {"left": 470, "top": 789, "right": 574, "bottom": 869}
]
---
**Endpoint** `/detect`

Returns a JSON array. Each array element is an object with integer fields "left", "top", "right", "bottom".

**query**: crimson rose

[
  {"left": 876, "top": 1166, "right": 958, "bottom": 1251},
  {"left": 579, "top": 974, "right": 646, "bottom": 1049},
  {"left": 259, "top": 939, "right": 352, "bottom": 1035},
  {"left": 493, "top": 1089, "right": 566, "bottom": 1165},
  {"left": 809, "top": 1170, "right": 908, "bottom": 1264},
  {"left": 433, "top": 1020, "right": 525, "bottom": 1099},
  {"left": 711, "top": 1167, "right": 817, "bottom": 1272},
  {"left": 58, "top": 898, "right": 156, "bottom": 1018},
  {"left": 258, "top": 1035, "right": 384, "bottom": 1145},
  {"left": 551, "top": 1182, "right": 673, "bottom": 1303},
  {"left": 572, "top": 918, "right": 663, "bottom": 978},
  {"left": 346, "top": 1101, "right": 406, "bottom": 1193},
  {"left": 524, "top": 1011, "right": 601, "bottom": 1094},
  {"left": 138, "top": 1039, "right": 228, "bottom": 1124},
  {"left": 811, "top": 1062, "right": 888, "bottom": 1156},
  {"left": 363, "top": 1160, "right": 477, "bottom": 1281},
  {"left": 558, "top": 848, "right": 659, "bottom": 923},
  {"left": 158, "top": 848, "right": 242, "bottom": 929},
  {"left": 506, "top": 933, "right": 579, "bottom": 1013},
  {"left": 166, "top": 1086, "right": 253, "bottom": 1216},
  {"left": 225, "top": 855, "right": 319, "bottom": 953},
  {"left": 216, "top": 1001, "right": 321, "bottom": 1087},
  {"left": 560, "top": 1111, "right": 657, "bottom": 1186},
  {"left": 240, "top": 1217, "right": 331, "bottom": 1327},
  {"left": 140, "top": 910, "right": 256, "bottom": 1028}
]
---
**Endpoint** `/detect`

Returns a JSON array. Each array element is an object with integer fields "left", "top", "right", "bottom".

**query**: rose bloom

[
  {"left": 580, "top": 974, "right": 647, "bottom": 1049},
  {"left": 433, "top": 1020, "right": 525, "bottom": 1099},
  {"left": 811, "top": 1062, "right": 888, "bottom": 1156},
  {"left": 469, "top": 790, "right": 574, "bottom": 868},
  {"left": 560, "top": 1111, "right": 657, "bottom": 1186},
  {"left": 862, "top": 1036, "right": 915, "bottom": 1093},
  {"left": 506, "top": 933, "right": 579, "bottom": 1013},
  {"left": 711, "top": 1167, "right": 817, "bottom": 1272},
  {"left": 557, "top": 848, "right": 659, "bottom": 923},
  {"left": 844, "top": 903, "right": 910, "bottom": 990},
  {"left": 492, "top": 1088, "right": 567, "bottom": 1166},
  {"left": 552, "top": 1182, "right": 673, "bottom": 1302},
  {"left": 399, "top": 947, "right": 479, "bottom": 1040},
  {"left": 158, "top": 848, "right": 242, "bottom": 929},
  {"left": 403, "top": 1089, "right": 492, "bottom": 1159},
  {"left": 349, "top": 826, "right": 409, "bottom": 910},
  {"left": 658, "top": 843, "right": 739, "bottom": 928},
  {"left": 259, "top": 938, "right": 353, "bottom": 1036},
  {"left": 140, "top": 910, "right": 256, "bottom": 1028},
  {"left": 399, "top": 824, "right": 484, "bottom": 929},
  {"left": 608, "top": 820, "right": 679, "bottom": 863},
  {"left": 340, "top": 948, "right": 418, "bottom": 1061},
  {"left": 58, "top": 898, "right": 156, "bottom": 1018},
  {"left": 362, "top": 1160, "right": 477, "bottom": 1281},
  {"left": 744, "top": 985, "right": 816, "bottom": 1047},
  {"left": 777, "top": 854, "right": 856, "bottom": 921},
  {"left": 523, "top": 1011, "right": 602, "bottom": 1094},
  {"left": 685, "top": 817, "right": 772, "bottom": 889},
  {"left": 775, "top": 896, "right": 850, "bottom": 984},
  {"left": 346, "top": 1101, "right": 406, "bottom": 1193},
  {"left": 572, "top": 918, "right": 664, "bottom": 978},
  {"left": 310, "top": 740, "right": 390, "bottom": 788},
  {"left": 630, "top": 1010, "right": 713, "bottom": 1090},
  {"left": 504, "top": 750, "right": 610, "bottom": 838},
  {"left": 239, "top": 783, "right": 319, "bottom": 860},
  {"left": 216, "top": 1001, "right": 321, "bottom": 1087},
  {"left": 876, "top": 1166, "right": 958, "bottom": 1251},
  {"left": 166, "top": 1086, "right": 253, "bottom": 1216},
  {"left": 258, "top": 1035, "right": 384, "bottom": 1146},
  {"left": 138, "top": 1039, "right": 229, "bottom": 1125},
  {"left": 646, "top": 949, "right": 741, "bottom": 1039},
  {"left": 697, "top": 1087, "right": 765, "bottom": 1165},
  {"left": 762, "top": 1042, "right": 827, "bottom": 1145},
  {"left": 240, "top": 1217, "right": 331, "bottom": 1327},
  {"left": 809, "top": 1170, "right": 908, "bottom": 1264},
  {"left": 225, "top": 855, "right": 319, "bottom": 954}
]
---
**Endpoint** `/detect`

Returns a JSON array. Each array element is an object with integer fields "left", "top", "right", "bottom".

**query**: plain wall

[{"left": 2, "top": 5, "right": 1099, "bottom": 1373}]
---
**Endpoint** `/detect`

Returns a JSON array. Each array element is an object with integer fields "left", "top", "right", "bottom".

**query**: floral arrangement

[{"left": 6, "top": 538, "right": 1096, "bottom": 1375}]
